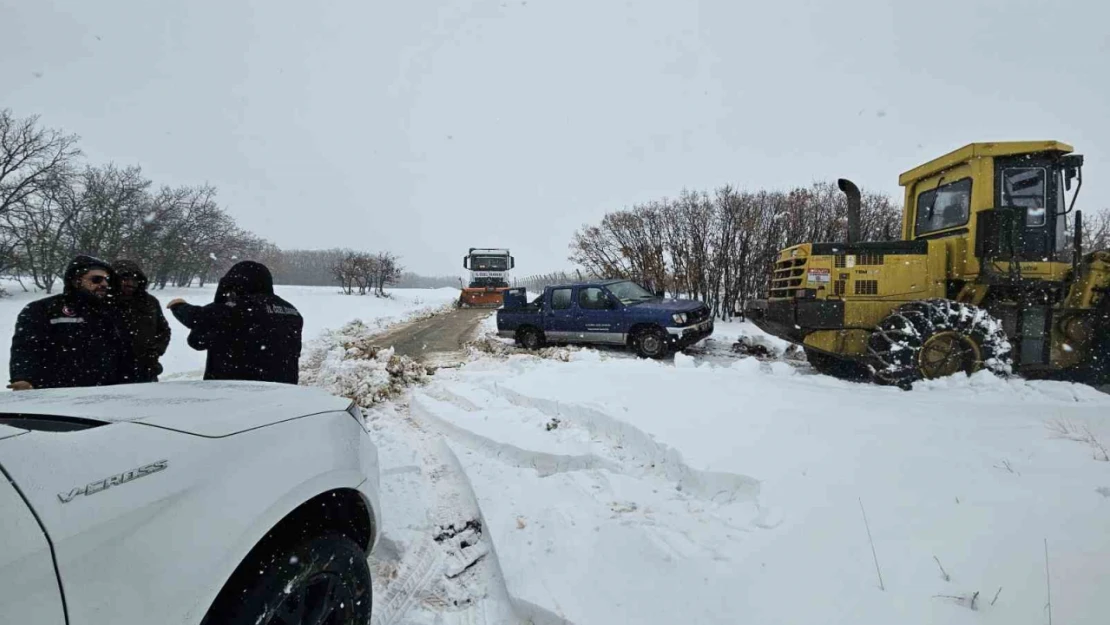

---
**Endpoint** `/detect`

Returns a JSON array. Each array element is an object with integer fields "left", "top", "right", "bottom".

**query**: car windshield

[{"left": 606, "top": 280, "right": 654, "bottom": 303}]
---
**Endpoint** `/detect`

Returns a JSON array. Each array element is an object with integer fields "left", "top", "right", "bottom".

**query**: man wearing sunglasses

[{"left": 8, "top": 255, "right": 134, "bottom": 391}]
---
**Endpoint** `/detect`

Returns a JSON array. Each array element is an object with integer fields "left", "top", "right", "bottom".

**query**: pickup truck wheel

[
  {"left": 633, "top": 327, "right": 669, "bottom": 359},
  {"left": 517, "top": 327, "right": 545, "bottom": 350},
  {"left": 205, "top": 533, "right": 371, "bottom": 625}
]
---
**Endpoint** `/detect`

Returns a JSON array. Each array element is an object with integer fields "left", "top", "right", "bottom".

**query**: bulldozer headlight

[{"left": 672, "top": 313, "right": 687, "bottom": 325}]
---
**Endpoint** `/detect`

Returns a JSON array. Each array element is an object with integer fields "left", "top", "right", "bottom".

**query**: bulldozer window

[
  {"left": 551, "top": 288, "right": 573, "bottom": 310},
  {"left": 1001, "top": 167, "right": 1047, "bottom": 226},
  {"left": 915, "top": 178, "right": 971, "bottom": 236}
]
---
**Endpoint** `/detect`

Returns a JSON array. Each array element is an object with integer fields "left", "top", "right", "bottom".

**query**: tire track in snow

[
  {"left": 411, "top": 393, "right": 621, "bottom": 478},
  {"left": 370, "top": 403, "right": 528, "bottom": 625},
  {"left": 485, "top": 384, "right": 761, "bottom": 505},
  {"left": 370, "top": 536, "right": 444, "bottom": 625}
]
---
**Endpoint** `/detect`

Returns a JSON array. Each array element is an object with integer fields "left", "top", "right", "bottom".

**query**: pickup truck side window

[
  {"left": 551, "top": 288, "right": 572, "bottom": 310},
  {"left": 578, "top": 288, "right": 609, "bottom": 310}
]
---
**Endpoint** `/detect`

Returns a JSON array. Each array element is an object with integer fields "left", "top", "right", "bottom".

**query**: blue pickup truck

[{"left": 496, "top": 280, "right": 714, "bottom": 358}]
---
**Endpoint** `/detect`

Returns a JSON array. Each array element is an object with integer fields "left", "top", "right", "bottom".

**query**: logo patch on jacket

[
  {"left": 50, "top": 317, "right": 85, "bottom": 324},
  {"left": 62, "top": 305, "right": 76, "bottom": 317},
  {"left": 266, "top": 304, "right": 300, "bottom": 316}
]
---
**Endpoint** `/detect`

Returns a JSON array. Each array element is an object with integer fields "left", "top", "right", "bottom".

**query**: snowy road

[{"left": 369, "top": 307, "right": 490, "bottom": 365}]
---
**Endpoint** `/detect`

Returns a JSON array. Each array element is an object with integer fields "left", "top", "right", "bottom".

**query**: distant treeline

[{"left": 0, "top": 109, "right": 454, "bottom": 293}]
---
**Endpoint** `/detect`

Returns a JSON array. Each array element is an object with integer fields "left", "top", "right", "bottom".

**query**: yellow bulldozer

[{"left": 747, "top": 141, "right": 1110, "bottom": 388}]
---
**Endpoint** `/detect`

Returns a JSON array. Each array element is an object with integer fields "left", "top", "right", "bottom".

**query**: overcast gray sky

[{"left": 3, "top": 0, "right": 1107, "bottom": 276}]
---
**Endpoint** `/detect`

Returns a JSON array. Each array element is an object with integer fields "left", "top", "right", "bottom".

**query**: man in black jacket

[
  {"left": 167, "top": 261, "right": 303, "bottom": 384},
  {"left": 114, "top": 260, "right": 171, "bottom": 383},
  {"left": 8, "top": 255, "right": 134, "bottom": 390}
]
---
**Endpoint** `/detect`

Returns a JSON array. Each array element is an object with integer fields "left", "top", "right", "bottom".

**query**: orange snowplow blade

[{"left": 459, "top": 287, "right": 507, "bottom": 308}]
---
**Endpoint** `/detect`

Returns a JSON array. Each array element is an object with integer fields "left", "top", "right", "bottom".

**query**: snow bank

[{"left": 299, "top": 319, "right": 430, "bottom": 406}]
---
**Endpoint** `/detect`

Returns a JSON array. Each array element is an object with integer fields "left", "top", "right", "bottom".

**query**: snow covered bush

[{"left": 300, "top": 319, "right": 430, "bottom": 406}]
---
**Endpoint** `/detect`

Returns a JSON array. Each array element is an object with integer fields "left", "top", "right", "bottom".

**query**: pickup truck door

[
  {"left": 0, "top": 461, "right": 67, "bottom": 624},
  {"left": 546, "top": 287, "right": 577, "bottom": 340},
  {"left": 571, "top": 286, "right": 624, "bottom": 344}
]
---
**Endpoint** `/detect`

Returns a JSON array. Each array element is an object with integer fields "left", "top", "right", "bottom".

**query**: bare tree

[
  {"left": 570, "top": 180, "right": 902, "bottom": 318},
  {"left": 0, "top": 110, "right": 81, "bottom": 218}
]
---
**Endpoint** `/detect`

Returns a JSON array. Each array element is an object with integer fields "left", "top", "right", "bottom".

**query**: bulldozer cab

[{"left": 899, "top": 141, "right": 1083, "bottom": 283}]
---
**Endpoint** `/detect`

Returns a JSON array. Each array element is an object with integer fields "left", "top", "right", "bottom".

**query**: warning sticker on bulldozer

[{"left": 807, "top": 268, "right": 830, "bottom": 284}]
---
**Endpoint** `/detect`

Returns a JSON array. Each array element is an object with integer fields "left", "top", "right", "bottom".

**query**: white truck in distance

[{"left": 0, "top": 380, "right": 380, "bottom": 625}]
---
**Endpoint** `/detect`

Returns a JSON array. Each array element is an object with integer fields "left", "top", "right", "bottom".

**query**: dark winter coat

[
  {"left": 169, "top": 261, "right": 303, "bottom": 384},
  {"left": 9, "top": 255, "right": 135, "bottom": 389},
  {"left": 113, "top": 260, "right": 172, "bottom": 383}
]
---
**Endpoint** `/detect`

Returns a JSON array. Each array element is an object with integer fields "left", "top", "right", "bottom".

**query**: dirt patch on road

[{"left": 369, "top": 308, "right": 492, "bottom": 364}]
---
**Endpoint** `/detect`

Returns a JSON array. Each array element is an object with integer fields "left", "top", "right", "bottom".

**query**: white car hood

[
  {"left": 0, "top": 423, "right": 26, "bottom": 440},
  {"left": 0, "top": 380, "right": 353, "bottom": 437}
]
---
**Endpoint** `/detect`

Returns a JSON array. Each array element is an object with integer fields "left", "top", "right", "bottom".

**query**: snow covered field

[
  {"left": 3, "top": 281, "right": 1109, "bottom": 624},
  {"left": 365, "top": 320, "right": 1110, "bottom": 625},
  {"left": 0, "top": 281, "right": 461, "bottom": 379}
]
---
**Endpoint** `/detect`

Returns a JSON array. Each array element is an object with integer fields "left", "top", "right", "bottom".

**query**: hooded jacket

[
  {"left": 9, "top": 255, "right": 134, "bottom": 389},
  {"left": 169, "top": 261, "right": 303, "bottom": 384},
  {"left": 113, "top": 260, "right": 172, "bottom": 382}
]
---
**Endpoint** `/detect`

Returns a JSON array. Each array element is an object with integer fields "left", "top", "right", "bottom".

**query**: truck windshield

[
  {"left": 470, "top": 256, "right": 508, "bottom": 271},
  {"left": 607, "top": 280, "right": 654, "bottom": 303}
]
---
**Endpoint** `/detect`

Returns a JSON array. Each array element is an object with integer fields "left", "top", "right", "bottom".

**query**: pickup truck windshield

[{"left": 607, "top": 280, "right": 653, "bottom": 303}]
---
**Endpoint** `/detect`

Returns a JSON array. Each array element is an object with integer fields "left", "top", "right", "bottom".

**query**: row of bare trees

[
  {"left": 330, "top": 250, "right": 403, "bottom": 296},
  {"left": 569, "top": 182, "right": 902, "bottom": 319},
  {"left": 0, "top": 109, "right": 273, "bottom": 292},
  {"left": 0, "top": 109, "right": 431, "bottom": 295}
]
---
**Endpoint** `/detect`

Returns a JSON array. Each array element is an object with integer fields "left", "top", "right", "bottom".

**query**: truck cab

[
  {"left": 496, "top": 280, "right": 713, "bottom": 358},
  {"left": 460, "top": 248, "right": 515, "bottom": 308}
]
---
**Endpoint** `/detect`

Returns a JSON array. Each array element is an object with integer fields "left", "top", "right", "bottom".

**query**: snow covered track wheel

[
  {"left": 867, "top": 299, "right": 1012, "bottom": 387},
  {"left": 204, "top": 533, "right": 372, "bottom": 625}
]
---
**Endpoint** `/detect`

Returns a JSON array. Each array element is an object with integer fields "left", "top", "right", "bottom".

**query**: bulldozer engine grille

[
  {"left": 834, "top": 253, "right": 884, "bottom": 267},
  {"left": 854, "top": 280, "right": 879, "bottom": 295},
  {"left": 769, "top": 257, "right": 806, "bottom": 298}
]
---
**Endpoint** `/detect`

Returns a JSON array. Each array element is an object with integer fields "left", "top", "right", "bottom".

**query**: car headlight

[{"left": 672, "top": 313, "right": 687, "bottom": 325}]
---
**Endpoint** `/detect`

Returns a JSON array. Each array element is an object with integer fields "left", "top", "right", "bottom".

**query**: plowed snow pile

[
  {"left": 300, "top": 319, "right": 431, "bottom": 406},
  {"left": 396, "top": 336, "right": 1110, "bottom": 625}
]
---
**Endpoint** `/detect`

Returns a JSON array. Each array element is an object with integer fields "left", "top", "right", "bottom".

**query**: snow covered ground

[
  {"left": 0, "top": 280, "right": 460, "bottom": 379},
  {"left": 366, "top": 320, "right": 1110, "bottom": 625},
  {"left": 4, "top": 280, "right": 1109, "bottom": 624}
]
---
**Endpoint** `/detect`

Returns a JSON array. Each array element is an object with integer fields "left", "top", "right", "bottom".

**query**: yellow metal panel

[
  {"left": 898, "top": 141, "right": 1073, "bottom": 186},
  {"left": 803, "top": 330, "right": 870, "bottom": 356}
]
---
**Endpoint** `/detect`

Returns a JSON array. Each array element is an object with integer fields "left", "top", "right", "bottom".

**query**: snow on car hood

[
  {"left": 626, "top": 298, "right": 705, "bottom": 313},
  {"left": 0, "top": 381, "right": 353, "bottom": 437}
]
